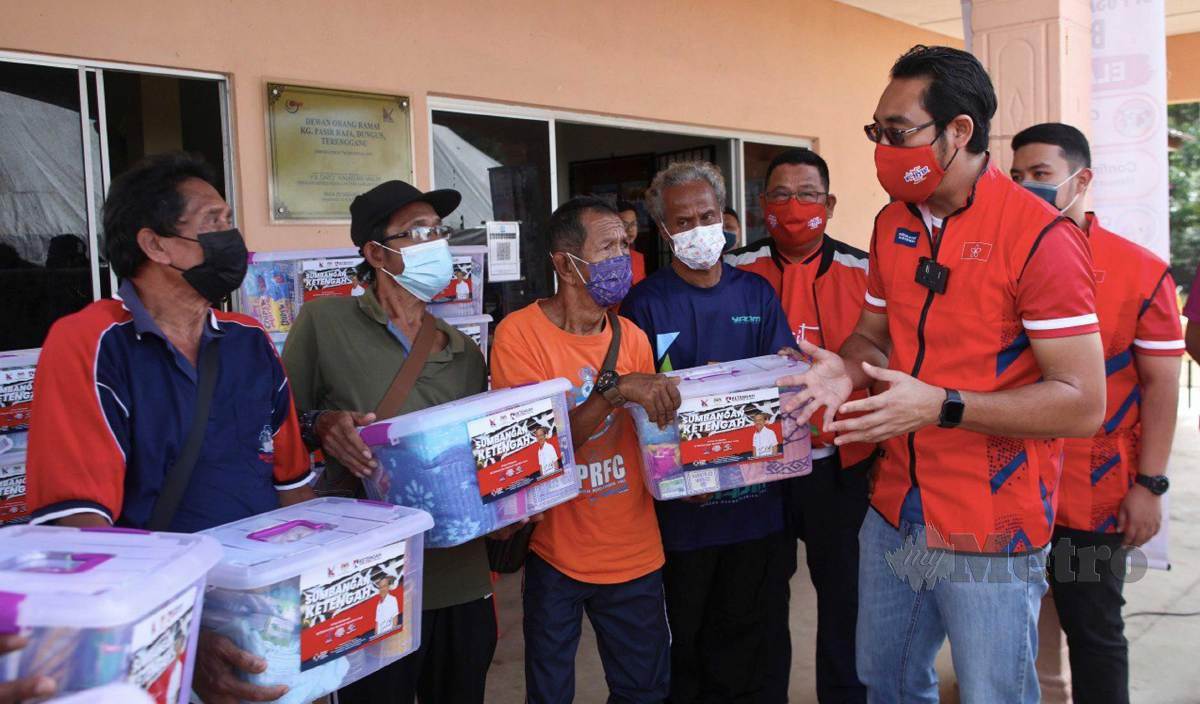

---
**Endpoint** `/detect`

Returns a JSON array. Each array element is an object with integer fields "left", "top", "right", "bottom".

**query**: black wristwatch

[
  {"left": 938, "top": 388, "right": 965, "bottom": 429},
  {"left": 1135, "top": 474, "right": 1170, "bottom": 496},
  {"left": 299, "top": 409, "right": 325, "bottom": 451},
  {"left": 594, "top": 369, "right": 626, "bottom": 407}
]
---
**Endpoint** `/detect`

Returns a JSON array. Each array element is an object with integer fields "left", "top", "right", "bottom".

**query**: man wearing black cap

[{"left": 282, "top": 179, "right": 498, "bottom": 703}]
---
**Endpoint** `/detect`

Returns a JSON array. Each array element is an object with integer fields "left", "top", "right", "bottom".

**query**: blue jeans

[{"left": 856, "top": 509, "right": 1048, "bottom": 704}]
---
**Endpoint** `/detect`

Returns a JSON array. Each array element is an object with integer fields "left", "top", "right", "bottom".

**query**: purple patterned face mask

[{"left": 566, "top": 252, "right": 632, "bottom": 307}]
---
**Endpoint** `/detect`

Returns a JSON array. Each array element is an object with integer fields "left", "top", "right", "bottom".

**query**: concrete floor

[{"left": 483, "top": 400, "right": 1200, "bottom": 703}]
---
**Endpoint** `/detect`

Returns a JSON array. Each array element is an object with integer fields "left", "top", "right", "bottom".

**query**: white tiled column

[{"left": 967, "top": 3, "right": 1091, "bottom": 701}]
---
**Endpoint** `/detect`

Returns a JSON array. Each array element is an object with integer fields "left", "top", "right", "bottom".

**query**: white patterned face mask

[{"left": 667, "top": 221, "right": 725, "bottom": 270}]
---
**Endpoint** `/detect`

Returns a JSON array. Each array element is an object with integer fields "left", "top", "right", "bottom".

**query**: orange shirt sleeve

[{"left": 490, "top": 316, "right": 547, "bottom": 389}]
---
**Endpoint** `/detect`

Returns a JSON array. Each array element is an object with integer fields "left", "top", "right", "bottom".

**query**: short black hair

[
  {"left": 547, "top": 196, "right": 619, "bottom": 254},
  {"left": 102, "top": 152, "right": 217, "bottom": 279},
  {"left": 764, "top": 148, "right": 830, "bottom": 190},
  {"left": 723, "top": 206, "right": 739, "bottom": 219},
  {"left": 890, "top": 45, "right": 997, "bottom": 154},
  {"left": 615, "top": 199, "right": 637, "bottom": 214},
  {"left": 1011, "top": 122, "right": 1092, "bottom": 169}
]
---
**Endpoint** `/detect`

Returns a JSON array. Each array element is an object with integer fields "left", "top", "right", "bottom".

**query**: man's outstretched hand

[{"left": 777, "top": 339, "right": 853, "bottom": 427}]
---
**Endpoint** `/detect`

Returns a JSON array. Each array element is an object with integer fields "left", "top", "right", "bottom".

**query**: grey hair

[{"left": 644, "top": 161, "right": 727, "bottom": 225}]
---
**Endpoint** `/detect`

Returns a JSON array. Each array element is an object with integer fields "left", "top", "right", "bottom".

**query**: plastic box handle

[{"left": 247, "top": 520, "right": 334, "bottom": 543}]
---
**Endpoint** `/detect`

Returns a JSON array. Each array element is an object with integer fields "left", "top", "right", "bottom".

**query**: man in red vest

[
  {"left": 781, "top": 46, "right": 1105, "bottom": 703},
  {"left": 725, "top": 148, "right": 871, "bottom": 703},
  {"left": 1011, "top": 122, "right": 1182, "bottom": 704}
]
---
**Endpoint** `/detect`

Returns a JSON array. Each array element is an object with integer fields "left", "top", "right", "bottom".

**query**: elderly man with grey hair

[{"left": 621, "top": 161, "right": 798, "bottom": 703}]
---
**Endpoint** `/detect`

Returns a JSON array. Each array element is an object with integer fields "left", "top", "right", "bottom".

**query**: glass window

[
  {"left": 744, "top": 141, "right": 805, "bottom": 245},
  {"left": 431, "top": 111, "right": 553, "bottom": 319},
  {"left": 0, "top": 58, "right": 232, "bottom": 353},
  {"left": 0, "top": 62, "right": 99, "bottom": 351}
]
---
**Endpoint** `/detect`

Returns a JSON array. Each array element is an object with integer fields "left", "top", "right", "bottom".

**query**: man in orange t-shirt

[{"left": 491, "top": 196, "right": 681, "bottom": 704}]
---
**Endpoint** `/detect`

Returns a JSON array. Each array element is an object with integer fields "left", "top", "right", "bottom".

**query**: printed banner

[
  {"left": 455, "top": 323, "right": 483, "bottom": 347},
  {"left": 0, "top": 365, "right": 34, "bottom": 432},
  {"left": 0, "top": 458, "right": 26, "bottom": 525},
  {"left": 1090, "top": 0, "right": 1169, "bottom": 259},
  {"left": 677, "top": 387, "right": 783, "bottom": 468},
  {"left": 469, "top": 399, "right": 562, "bottom": 503},
  {"left": 299, "top": 541, "right": 407, "bottom": 671},
  {"left": 432, "top": 257, "right": 476, "bottom": 303},
  {"left": 128, "top": 587, "right": 196, "bottom": 704},
  {"left": 302, "top": 257, "right": 364, "bottom": 301}
]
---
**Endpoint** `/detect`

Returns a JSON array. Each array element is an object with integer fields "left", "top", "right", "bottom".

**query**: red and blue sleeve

[
  {"left": 1134, "top": 268, "right": 1185, "bottom": 357},
  {"left": 28, "top": 318, "right": 130, "bottom": 524},
  {"left": 266, "top": 333, "right": 313, "bottom": 490},
  {"left": 1016, "top": 222, "right": 1099, "bottom": 339}
]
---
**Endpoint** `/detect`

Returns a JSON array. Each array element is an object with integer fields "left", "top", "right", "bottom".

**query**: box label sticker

[
  {"left": 677, "top": 387, "right": 783, "bottom": 468},
  {"left": 469, "top": 398, "right": 562, "bottom": 503},
  {"left": 433, "top": 256, "right": 475, "bottom": 303},
  {"left": 684, "top": 468, "right": 720, "bottom": 494},
  {"left": 0, "top": 460, "right": 27, "bottom": 525},
  {"left": 128, "top": 586, "right": 197, "bottom": 704},
  {"left": 658, "top": 477, "right": 687, "bottom": 499},
  {"left": 301, "top": 257, "right": 364, "bottom": 301},
  {"left": 299, "top": 540, "right": 407, "bottom": 671},
  {"left": 0, "top": 366, "right": 35, "bottom": 432}
]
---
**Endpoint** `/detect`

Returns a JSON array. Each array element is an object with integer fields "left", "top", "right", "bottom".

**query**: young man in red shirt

[
  {"left": 780, "top": 46, "right": 1105, "bottom": 703},
  {"left": 724, "top": 148, "right": 871, "bottom": 702},
  {"left": 1011, "top": 122, "right": 1182, "bottom": 704}
]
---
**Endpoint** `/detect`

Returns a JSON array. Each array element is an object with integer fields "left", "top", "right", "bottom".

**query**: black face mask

[{"left": 171, "top": 228, "right": 249, "bottom": 304}]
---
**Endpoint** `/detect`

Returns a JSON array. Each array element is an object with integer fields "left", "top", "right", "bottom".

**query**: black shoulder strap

[
  {"left": 602, "top": 311, "right": 622, "bottom": 373},
  {"left": 148, "top": 340, "right": 221, "bottom": 531}
]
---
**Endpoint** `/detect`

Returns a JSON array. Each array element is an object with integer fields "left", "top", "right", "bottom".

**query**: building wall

[
  {"left": 1168, "top": 32, "right": 1200, "bottom": 103},
  {"left": 0, "top": 0, "right": 958, "bottom": 252}
]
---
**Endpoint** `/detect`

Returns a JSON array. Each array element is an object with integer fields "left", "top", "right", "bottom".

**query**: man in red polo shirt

[
  {"left": 725, "top": 148, "right": 871, "bottom": 702},
  {"left": 781, "top": 46, "right": 1105, "bottom": 703},
  {"left": 1011, "top": 122, "right": 1182, "bottom": 704}
]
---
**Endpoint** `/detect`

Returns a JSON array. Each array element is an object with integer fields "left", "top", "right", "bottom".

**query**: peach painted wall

[
  {"left": 1168, "top": 32, "right": 1200, "bottom": 104},
  {"left": 0, "top": 0, "right": 958, "bottom": 252}
]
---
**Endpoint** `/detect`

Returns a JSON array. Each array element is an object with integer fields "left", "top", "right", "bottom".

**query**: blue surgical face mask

[
  {"left": 1022, "top": 168, "right": 1083, "bottom": 212},
  {"left": 378, "top": 239, "right": 454, "bottom": 302}
]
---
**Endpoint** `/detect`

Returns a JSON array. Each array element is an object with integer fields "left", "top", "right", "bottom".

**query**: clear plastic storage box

[
  {"left": 427, "top": 246, "right": 486, "bottom": 319},
  {"left": 49, "top": 682, "right": 155, "bottom": 703},
  {"left": 445, "top": 314, "right": 494, "bottom": 361},
  {"left": 629, "top": 355, "right": 813, "bottom": 500},
  {"left": 201, "top": 498, "right": 433, "bottom": 704},
  {"left": 0, "top": 525, "right": 222, "bottom": 703},
  {"left": 237, "top": 248, "right": 361, "bottom": 334},
  {"left": 359, "top": 379, "right": 579, "bottom": 547}
]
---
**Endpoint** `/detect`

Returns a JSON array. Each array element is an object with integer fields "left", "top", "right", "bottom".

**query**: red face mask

[
  {"left": 763, "top": 199, "right": 827, "bottom": 250},
  {"left": 874, "top": 141, "right": 949, "bottom": 203}
]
